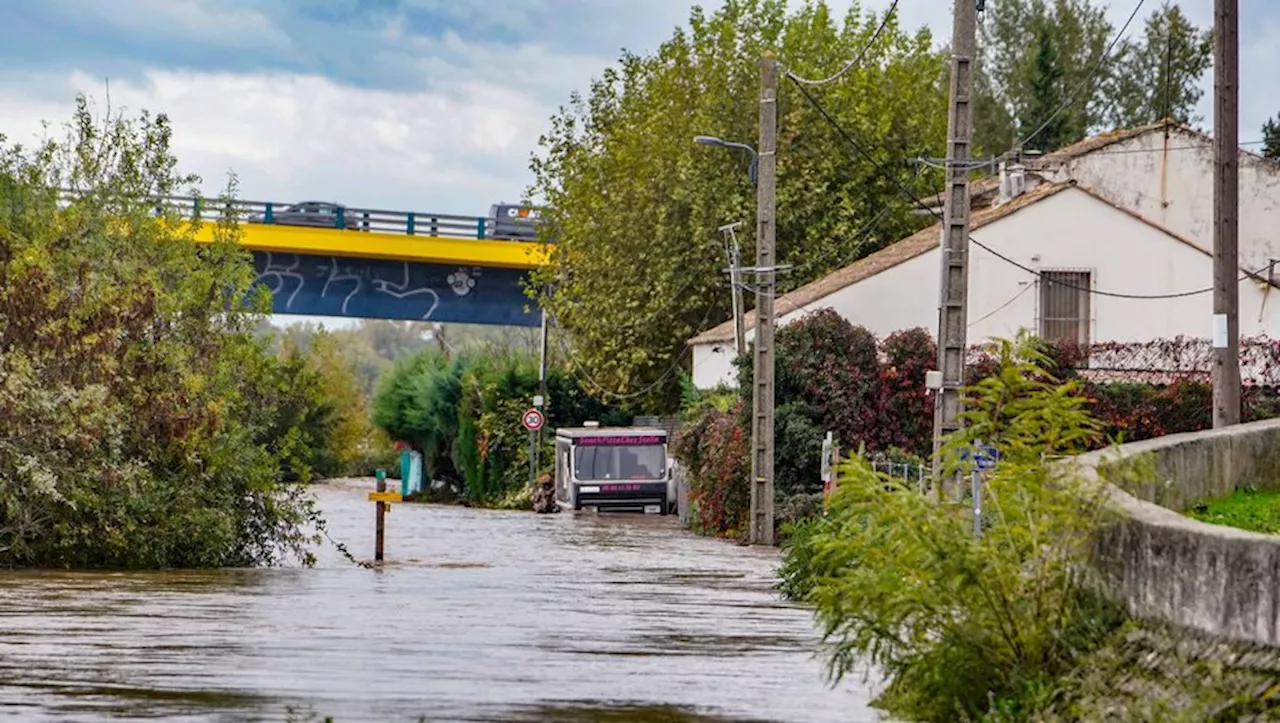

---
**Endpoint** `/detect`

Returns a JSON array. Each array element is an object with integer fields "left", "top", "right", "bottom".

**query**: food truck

[{"left": 553, "top": 424, "right": 675, "bottom": 515}]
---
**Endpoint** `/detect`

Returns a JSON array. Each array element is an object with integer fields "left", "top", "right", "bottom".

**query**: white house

[
  {"left": 915, "top": 120, "right": 1280, "bottom": 275},
  {"left": 688, "top": 179, "right": 1280, "bottom": 390}
]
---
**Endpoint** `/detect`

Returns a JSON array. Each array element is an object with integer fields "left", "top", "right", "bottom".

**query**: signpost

[
  {"left": 966, "top": 442, "right": 998, "bottom": 538},
  {"left": 522, "top": 407, "right": 545, "bottom": 487},
  {"left": 368, "top": 468, "right": 403, "bottom": 563}
]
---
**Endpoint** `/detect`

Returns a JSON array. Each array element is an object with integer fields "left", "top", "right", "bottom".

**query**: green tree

[
  {"left": 1019, "top": 27, "right": 1072, "bottom": 152},
  {"left": 0, "top": 96, "right": 319, "bottom": 568},
  {"left": 1106, "top": 2, "right": 1213, "bottom": 128},
  {"left": 529, "top": 0, "right": 947, "bottom": 410},
  {"left": 1263, "top": 113, "right": 1280, "bottom": 160},
  {"left": 975, "top": 0, "right": 1113, "bottom": 154}
]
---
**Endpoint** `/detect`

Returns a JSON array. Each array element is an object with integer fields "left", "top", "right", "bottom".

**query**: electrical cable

[
  {"left": 968, "top": 282, "right": 1035, "bottom": 327},
  {"left": 785, "top": 0, "right": 900, "bottom": 86},
  {"left": 1013, "top": 0, "right": 1148, "bottom": 153},
  {"left": 549, "top": 299, "right": 722, "bottom": 402},
  {"left": 788, "top": 74, "right": 1265, "bottom": 300}
]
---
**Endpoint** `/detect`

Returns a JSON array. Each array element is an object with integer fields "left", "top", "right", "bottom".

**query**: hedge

[{"left": 675, "top": 310, "right": 1280, "bottom": 538}]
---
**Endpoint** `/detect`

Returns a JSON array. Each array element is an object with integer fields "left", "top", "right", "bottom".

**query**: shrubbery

[
  {"left": 778, "top": 333, "right": 1128, "bottom": 721},
  {"left": 675, "top": 309, "right": 1280, "bottom": 538},
  {"left": 372, "top": 349, "right": 627, "bottom": 504},
  {"left": 676, "top": 310, "right": 936, "bottom": 536},
  {"left": 0, "top": 97, "right": 323, "bottom": 568}
]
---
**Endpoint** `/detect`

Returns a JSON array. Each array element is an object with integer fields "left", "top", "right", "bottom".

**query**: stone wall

[{"left": 1077, "top": 418, "right": 1280, "bottom": 647}]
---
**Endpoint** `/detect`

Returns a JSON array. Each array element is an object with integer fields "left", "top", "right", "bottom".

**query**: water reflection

[{"left": 0, "top": 479, "right": 882, "bottom": 721}]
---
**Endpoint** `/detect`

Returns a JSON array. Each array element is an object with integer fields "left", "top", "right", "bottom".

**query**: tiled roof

[
  {"left": 688, "top": 179, "right": 1277, "bottom": 346},
  {"left": 688, "top": 181, "right": 1072, "bottom": 345}
]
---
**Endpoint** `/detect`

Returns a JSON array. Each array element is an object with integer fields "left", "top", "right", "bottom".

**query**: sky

[{"left": 2, "top": 0, "right": 1276, "bottom": 221}]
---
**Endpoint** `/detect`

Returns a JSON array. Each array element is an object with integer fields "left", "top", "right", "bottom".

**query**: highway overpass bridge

[{"left": 176, "top": 197, "right": 551, "bottom": 326}]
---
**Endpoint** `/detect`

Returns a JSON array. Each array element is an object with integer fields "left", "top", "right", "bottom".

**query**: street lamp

[{"left": 694, "top": 135, "right": 759, "bottom": 186}]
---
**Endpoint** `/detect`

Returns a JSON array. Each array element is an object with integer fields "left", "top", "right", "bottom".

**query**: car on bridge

[
  {"left": 488, "top": 202, "right": 543, "bottom": 240},
  {"left": 248, "top": 201, "right": 364, "bottom": 230}
]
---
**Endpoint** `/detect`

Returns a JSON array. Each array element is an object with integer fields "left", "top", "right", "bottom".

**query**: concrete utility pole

[
  {"left": 931, "top": 0, "right": 978, "bottom": 484},
  {"left": 750, "top": 54, "right": 778, "bottom": 546},
  {"left": 1213, "top": 0, "right": 1241, "bottom": 428}
]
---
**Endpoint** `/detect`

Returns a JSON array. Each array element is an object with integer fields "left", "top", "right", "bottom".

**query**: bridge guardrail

[{"left": 55, "top": 189, "right": 544, "bottom": 242}]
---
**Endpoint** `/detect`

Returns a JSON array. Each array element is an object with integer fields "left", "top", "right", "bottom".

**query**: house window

[{"left": 1039, "top": 270, "right": 1092, "bottom": 345}]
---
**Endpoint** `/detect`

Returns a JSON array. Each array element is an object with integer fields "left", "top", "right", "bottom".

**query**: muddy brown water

[{"left": 0, "top": 479, "right": 883, "bottom": 722}]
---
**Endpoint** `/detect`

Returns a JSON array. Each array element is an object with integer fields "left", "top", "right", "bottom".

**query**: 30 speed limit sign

[{"left": 521, "top": 408, "right": 545, "bottom": 432}]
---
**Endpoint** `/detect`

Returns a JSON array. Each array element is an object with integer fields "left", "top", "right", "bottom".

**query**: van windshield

[{"left": 573, "top": 444, "right": 666, "bottom": 481}]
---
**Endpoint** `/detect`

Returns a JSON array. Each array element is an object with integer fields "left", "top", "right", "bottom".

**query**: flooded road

[{"left": 0, "top": 479, "right": 882, "bottom": 722}]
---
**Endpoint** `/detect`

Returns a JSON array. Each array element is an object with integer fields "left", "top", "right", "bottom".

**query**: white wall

[
  {"left": 1044, "top": 130, "right": 1280, "bottom": 276},
  {"left": 690, "top": 187, "right": 1280, "bottom": 389}
]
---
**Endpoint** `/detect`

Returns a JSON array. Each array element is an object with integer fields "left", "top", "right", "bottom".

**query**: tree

[
  {"left": 1263, "top": 114, "right": 1280, "bottom": 161},
  {"left": 1019, "top": 27, "right": 1072, "bottom": 152},
  {"left": 0, "top": 96, "right": 320, "bottom": 568},
  {"left": 1106, "top": 2, "right": 1213, "bottom": 128},
  {"left": 975, "top": 0, "right": 1113, "bottom": 155},
  {"left": 529, "top": 0, "right": 947, "bottom": 410}
]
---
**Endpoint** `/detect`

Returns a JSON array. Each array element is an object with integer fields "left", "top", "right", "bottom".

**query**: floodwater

[{"left": 0, "top": 479, "right": 883, "bottom": 722}]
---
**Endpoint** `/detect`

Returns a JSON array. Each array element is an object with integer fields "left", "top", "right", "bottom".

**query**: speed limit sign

[{"left": 521, "top": 408, "right": 545, "bottom": 432}]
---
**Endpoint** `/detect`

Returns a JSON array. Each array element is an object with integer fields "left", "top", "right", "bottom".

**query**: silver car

[{"left": 250, "top": 201, "right": 362, "bottom": 230}]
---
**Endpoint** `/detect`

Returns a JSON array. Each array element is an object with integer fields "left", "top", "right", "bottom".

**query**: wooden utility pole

[
  {"left": 750, "top": 55, "right": 778, "bottom": 546},
  {"left": 932, "top": 0, "right": 978, "bottom": 482},
  {"left": 1213, "top": 0, "right": 1241, "bottom": 427}
]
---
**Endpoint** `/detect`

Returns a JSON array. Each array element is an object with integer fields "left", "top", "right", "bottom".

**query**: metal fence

[
  {"left": 869, "top": 460, "right": 932, "bottom": 491},
  {"left": 56, "top": 189, "right": 544, "bottom": 242}
]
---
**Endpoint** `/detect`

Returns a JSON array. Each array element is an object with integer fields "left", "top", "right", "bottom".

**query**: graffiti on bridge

[{"left": 252, "top": 252, "right": 538, "bottom": 325}]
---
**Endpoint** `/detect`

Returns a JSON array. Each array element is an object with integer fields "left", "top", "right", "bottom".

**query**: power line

[
  {"left": 788, "top": 74, "right": 1257, "bottom": 301},
  {"left": 1014, "top": 0, "right": 1148, "bottom": 154},
  {"left": 786, "top": 0, "right": 900, "bottom": 86},
  {"left": 550, "top": 300, "right": 722, "bottom": 402}
]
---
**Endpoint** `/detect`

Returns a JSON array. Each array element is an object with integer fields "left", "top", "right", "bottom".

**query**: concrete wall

[{"left": 1078, "top": 418, "right": 1280, "bottom": 647}]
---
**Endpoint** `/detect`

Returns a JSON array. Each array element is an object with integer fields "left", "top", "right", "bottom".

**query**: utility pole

[
  {"left": 719, "top": 222, "right": 747, "bottom": 358},
  {"left": 750, "top": 54, "right": 778, "bottom": 546},
  {"left": 1213, "top": 0, "right": 1241, "bottom": 427},
  {"left": 932, "top": 0, "right": 978, "bottom": 491},
  {"left": 535, "top": 306, "right": 550, "bottom": 472}
]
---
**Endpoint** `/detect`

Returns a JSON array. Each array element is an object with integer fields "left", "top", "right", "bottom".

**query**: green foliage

[
  {"left": 0, "top": 96, "right": 318, "bottom": 568},
  {"left": 372, "top": 348, "right": 627, "bottom": 505},
  {"left": 975, "top": 0, "right": 1112, "bottom": 154},
  {"left": 777, "top": 332, "right": 1126, "bottom": 722},
  {"left": 975, "top": 0, "right": 1210, "bottom": 155},
  {"left": 671, "top": 400, "right": 751, "bottom": 537},
  {"left": 1263, "top": 113, "right": 1280, "bottom": 161},
  {"left": 1106, "top": 1, "right": 1213, "bottom": 128},
  {"left": 1019, "top": 27, "right": 1072, "bottom": 151},
  {"left": 529, "top": 0, "right": 946, "bottom": 409},
  {"left": 1188, "top": 487, "right": 1280, "bottom": 534}
]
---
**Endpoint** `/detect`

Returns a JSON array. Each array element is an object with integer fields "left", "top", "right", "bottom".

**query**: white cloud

[{"left": 0, "top": 67, "right": 552, "bottom": 214}]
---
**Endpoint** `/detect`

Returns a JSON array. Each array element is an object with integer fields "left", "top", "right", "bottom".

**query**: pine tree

[
  {"left": 1263, "top": 114, "right": 1280, "bottom": 161},
  {"left": 1019, "top": 27, "right": 1072, "bottom": 152}
]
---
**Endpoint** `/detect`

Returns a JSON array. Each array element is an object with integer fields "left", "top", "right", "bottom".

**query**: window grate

[{"left": 1039, "top": 270, "right": 1092, "bottom": 346}]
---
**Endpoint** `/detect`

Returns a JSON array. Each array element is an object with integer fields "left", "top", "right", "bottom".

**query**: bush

[
  {"left": 671, "top": 401, "right": 751, "bottom": 537},
  {"left": 0, "top": 96, "right": 319, "bottom": 568},
  {"left": 372, "top": 349, "right": 628, "bottom": 505},
  {"left": 777, "top": 333, "right": 1127, "bottom": 721}
]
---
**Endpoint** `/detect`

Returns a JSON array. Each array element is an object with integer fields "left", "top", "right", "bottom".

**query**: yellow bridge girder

[{"left": 189, "top": 221, "right": 551, "bottom": 270}]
